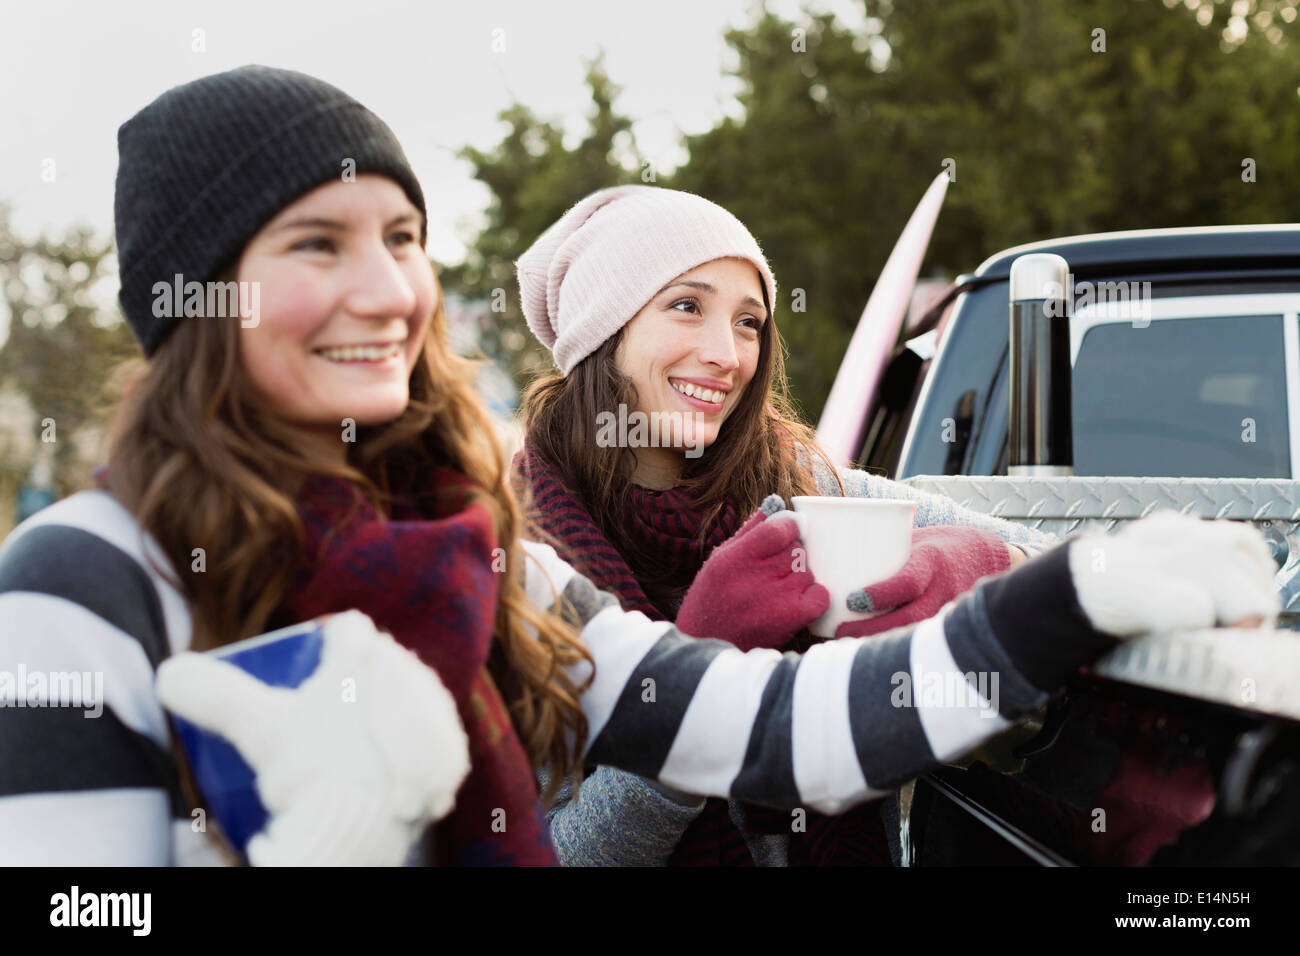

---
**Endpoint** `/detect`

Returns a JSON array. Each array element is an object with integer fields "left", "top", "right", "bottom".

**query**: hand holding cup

[{"left": 675, "top": 495, "right": 830, "bottom": 651}]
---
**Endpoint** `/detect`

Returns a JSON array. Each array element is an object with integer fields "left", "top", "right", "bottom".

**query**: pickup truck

[{"left": 819, "top": 183, "right": 1300, "bottom": 865}]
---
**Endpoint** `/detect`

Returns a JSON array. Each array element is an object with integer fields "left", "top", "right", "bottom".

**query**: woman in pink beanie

[{"left": 513, "top": 185, "right": 1062, "bottom": 866}]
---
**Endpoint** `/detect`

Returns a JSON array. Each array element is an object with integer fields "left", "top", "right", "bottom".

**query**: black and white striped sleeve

[
  {"left": 0, "top": 491, "right": 194, "bottom": 865},
  {"left": 522, "top": 537, "right": 1113, "bottom": 814}
]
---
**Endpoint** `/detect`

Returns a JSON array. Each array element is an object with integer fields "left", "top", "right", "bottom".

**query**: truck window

[
  {"left": 1072, "top": 299, "right": 1294, "bottom": 478},
  {"left": 895, "top": 283, "right": 1010, "bottom": 479}
]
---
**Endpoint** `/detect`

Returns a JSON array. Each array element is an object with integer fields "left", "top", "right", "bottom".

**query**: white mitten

[
  {"left": 156, "top": 610, "right": 471, "bottom": 866},
  {"left": 1067, "top": 511, "right": 1280, "bottom": 637}
]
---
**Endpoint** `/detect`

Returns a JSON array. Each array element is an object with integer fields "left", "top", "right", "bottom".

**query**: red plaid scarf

[
  {"left": 95, "top": 462, "right": 558, "bottom": 867},
  {"left": 513, "top": 443, "right": 889, "bottom": 866},
  {"left": 266, "top": 466, "right": 557, "bottom": 865}
]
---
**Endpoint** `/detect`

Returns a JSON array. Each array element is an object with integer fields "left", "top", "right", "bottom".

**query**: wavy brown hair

[
  {"left": 522, "top": 282, "right": 841, "bottom": 614},
  {"left": 107, "top": 271, "right": 592, "bottom": 797}
]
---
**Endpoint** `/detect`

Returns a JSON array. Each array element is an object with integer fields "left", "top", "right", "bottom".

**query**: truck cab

[
  {"left": 836, "top": 222, "right": 1300, "bottom": 865},
  {"left": 868, "top": 225, "right": 1300, "bottom": 482}
]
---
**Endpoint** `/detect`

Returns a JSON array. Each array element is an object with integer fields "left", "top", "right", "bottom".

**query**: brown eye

[{"left": 292, "top": 236, "right": 335, "bottom": 253}]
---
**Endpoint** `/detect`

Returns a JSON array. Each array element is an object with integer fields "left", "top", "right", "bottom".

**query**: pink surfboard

[{"left": 815, "top": 172, "right": 949, "bottom": 466}]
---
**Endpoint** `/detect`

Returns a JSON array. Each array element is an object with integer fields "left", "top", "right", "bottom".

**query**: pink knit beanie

[{"left": 516, "top": 185, "right": 777, "bottom": 375}]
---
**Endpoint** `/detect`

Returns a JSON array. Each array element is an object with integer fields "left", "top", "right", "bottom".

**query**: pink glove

[
  {"left": 676, "top": 495, "right": 830, "bottom": 652},
  {"left": 834, "top": 525, "right": 1013, "bottom": 638}
]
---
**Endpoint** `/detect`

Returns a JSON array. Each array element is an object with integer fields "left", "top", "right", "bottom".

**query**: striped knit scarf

[{"left": 514, "top": 442, "right": 890, "bottom": 866}]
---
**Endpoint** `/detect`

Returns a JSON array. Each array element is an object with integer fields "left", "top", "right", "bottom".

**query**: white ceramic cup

[{"left": 789, "top": 496, "right": 918, "bottom": 637}]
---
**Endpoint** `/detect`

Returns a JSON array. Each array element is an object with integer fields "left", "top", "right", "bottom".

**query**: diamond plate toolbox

[{"left": 901, "top": 475, "right": 1300, "bottom": 715}]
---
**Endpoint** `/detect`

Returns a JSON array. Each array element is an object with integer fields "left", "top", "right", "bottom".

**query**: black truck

[{"left": 823, "top": 215, "right": 1300, "bottom": 865}]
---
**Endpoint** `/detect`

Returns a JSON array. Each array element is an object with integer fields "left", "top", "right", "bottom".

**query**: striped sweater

[
  {"left": 0, "top": 486, "right": 1105, "bottom": 865},
  {"left": 531, "top": 460, "right": 1060, "bottom": 865}
]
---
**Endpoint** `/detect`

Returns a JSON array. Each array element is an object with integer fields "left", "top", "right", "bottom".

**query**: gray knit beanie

[{"left": 114, "top": 65, "right": 427, "bottom": 356}]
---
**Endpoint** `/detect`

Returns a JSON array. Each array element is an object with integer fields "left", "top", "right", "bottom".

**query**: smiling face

[
  {"left": 614, "top": 257, "right": 767, "bottom": 487},
  {"left": 234, "top": 174, "right": 435, "bottom": 462}
]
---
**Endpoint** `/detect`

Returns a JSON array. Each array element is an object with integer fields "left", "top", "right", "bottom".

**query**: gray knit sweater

[{"left": 540, "top": 463, "right": 1058, "bottom": 866}]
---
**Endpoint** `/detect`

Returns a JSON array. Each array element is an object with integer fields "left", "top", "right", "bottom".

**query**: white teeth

[
  {"left": 317, "top": 343, "right": 401, "bottom": 362},
  {"left": 672, "top": 380, "right": 723, "bottom": 403}
]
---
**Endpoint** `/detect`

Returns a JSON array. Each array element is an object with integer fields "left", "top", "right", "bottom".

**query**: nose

[
  {"left": 345, "top": 234, "right": 418, "bottom": 321},
  {"left": 696, "top": 315, "right": 741, "bottom": 373}
]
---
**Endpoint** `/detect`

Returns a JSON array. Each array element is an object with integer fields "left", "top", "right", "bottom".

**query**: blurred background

[{"left": 1, "top": 0, "right": 1298, "bottom": 534}]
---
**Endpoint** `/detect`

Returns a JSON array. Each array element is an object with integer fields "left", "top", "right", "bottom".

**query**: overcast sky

[{"left": 0, "top": 0, "right": 865, "bottom": 264}]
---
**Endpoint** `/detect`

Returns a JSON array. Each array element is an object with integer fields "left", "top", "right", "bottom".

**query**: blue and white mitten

[{"left": 156, "top": 610, "right": 471, "bottom": 866}]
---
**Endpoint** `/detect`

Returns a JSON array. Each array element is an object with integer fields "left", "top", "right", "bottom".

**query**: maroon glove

[
  {"left": 676, "top": 495, "right": 830, "bottom": 652},
  {"left": 833, "top": 525, "right": 1013, "bottom": 638}
]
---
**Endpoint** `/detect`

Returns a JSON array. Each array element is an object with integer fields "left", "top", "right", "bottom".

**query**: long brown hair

[
  {"left": 522, "top": 284, "right": 841, "bottom": 612},
  {"left": 107, "top": 271, "right": 592, "bottom": 795}
]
